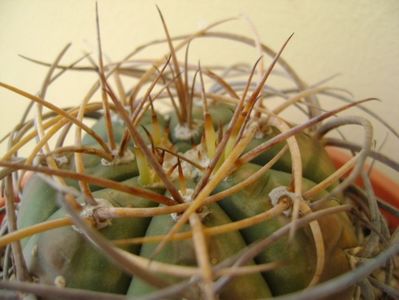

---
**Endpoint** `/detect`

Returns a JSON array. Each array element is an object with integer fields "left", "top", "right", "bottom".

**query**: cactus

[{"left": 0, "top": 7, "right": 398, "bottom": 300}]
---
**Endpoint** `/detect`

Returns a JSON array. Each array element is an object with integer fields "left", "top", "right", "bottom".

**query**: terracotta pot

[{"left": 326, "top": 147, "right": 399, "bottom": 229}]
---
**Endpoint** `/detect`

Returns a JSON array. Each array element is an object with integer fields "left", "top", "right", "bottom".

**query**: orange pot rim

[{"left": 326, "top": 147, "right": 399, "bottom": 229}]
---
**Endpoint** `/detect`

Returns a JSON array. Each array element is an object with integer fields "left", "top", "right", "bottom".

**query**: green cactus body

[
  {"left": 21, "top": 177, "right": 162, "bottom": 294},
  {"left": 216, "top": 163, "right": 357, "bottom": 296},
  {"left": 128, "top": 203, "right": 272, "bottom": 299},
  {"left": 17, "top": 101, "right": 358, "bottom": 299},
  {"left": 248, "top": 126, "right": 338, "bottom": 185}
]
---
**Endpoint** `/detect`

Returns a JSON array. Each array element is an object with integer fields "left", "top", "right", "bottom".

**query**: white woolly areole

[
  {"left": 111, "top": 113, "right": 124, "bottom": 125},
  {"left": 170, "top": 188, "right": 210, "bottom": 221},
  {"left": 255, "top": 128, "right": 265, "bottom": 139},
  {"left": 170, "top": 188, "right": 194, "bottom": 221},
  {"left": 54, "top": 155, "right": 69, "bottom": 166},
  {"left": 268, "top": 186, "right": 295, "bottom": 216},
  {"left": 101, "top": 149, "right": 134, "bottom": 166},
  {"left": 33, "top": 154, "right": 69, "bottom": 167},
  {"left": 181, "top": 144, "right": 210, "bottom": 178},
  {"left": 54, "top": 275, "right": 66, "bottom": 288},
  {"left": 181, "top": 188, "right": 195, "bottom": 203},
  {"left": 174, "top": 123, "right": 200, "bottom": 140},
  {"left": 244, "top": 119, "right": 264, "bottom": 139},
  {"left": 77, "top": 198, "right": 113, "bottom": 230},
  {"left": 162, "top": 144, "right": 208, "bottom": 182}
]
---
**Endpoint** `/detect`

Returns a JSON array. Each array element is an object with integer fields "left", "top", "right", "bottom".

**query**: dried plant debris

[{"left": 0, "top": 6, "right": 398, "bottom": 300}]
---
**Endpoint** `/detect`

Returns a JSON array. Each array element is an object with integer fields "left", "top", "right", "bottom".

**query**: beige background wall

[{"left": 0, "top": 0, "right": 398, "bottom": 179}]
